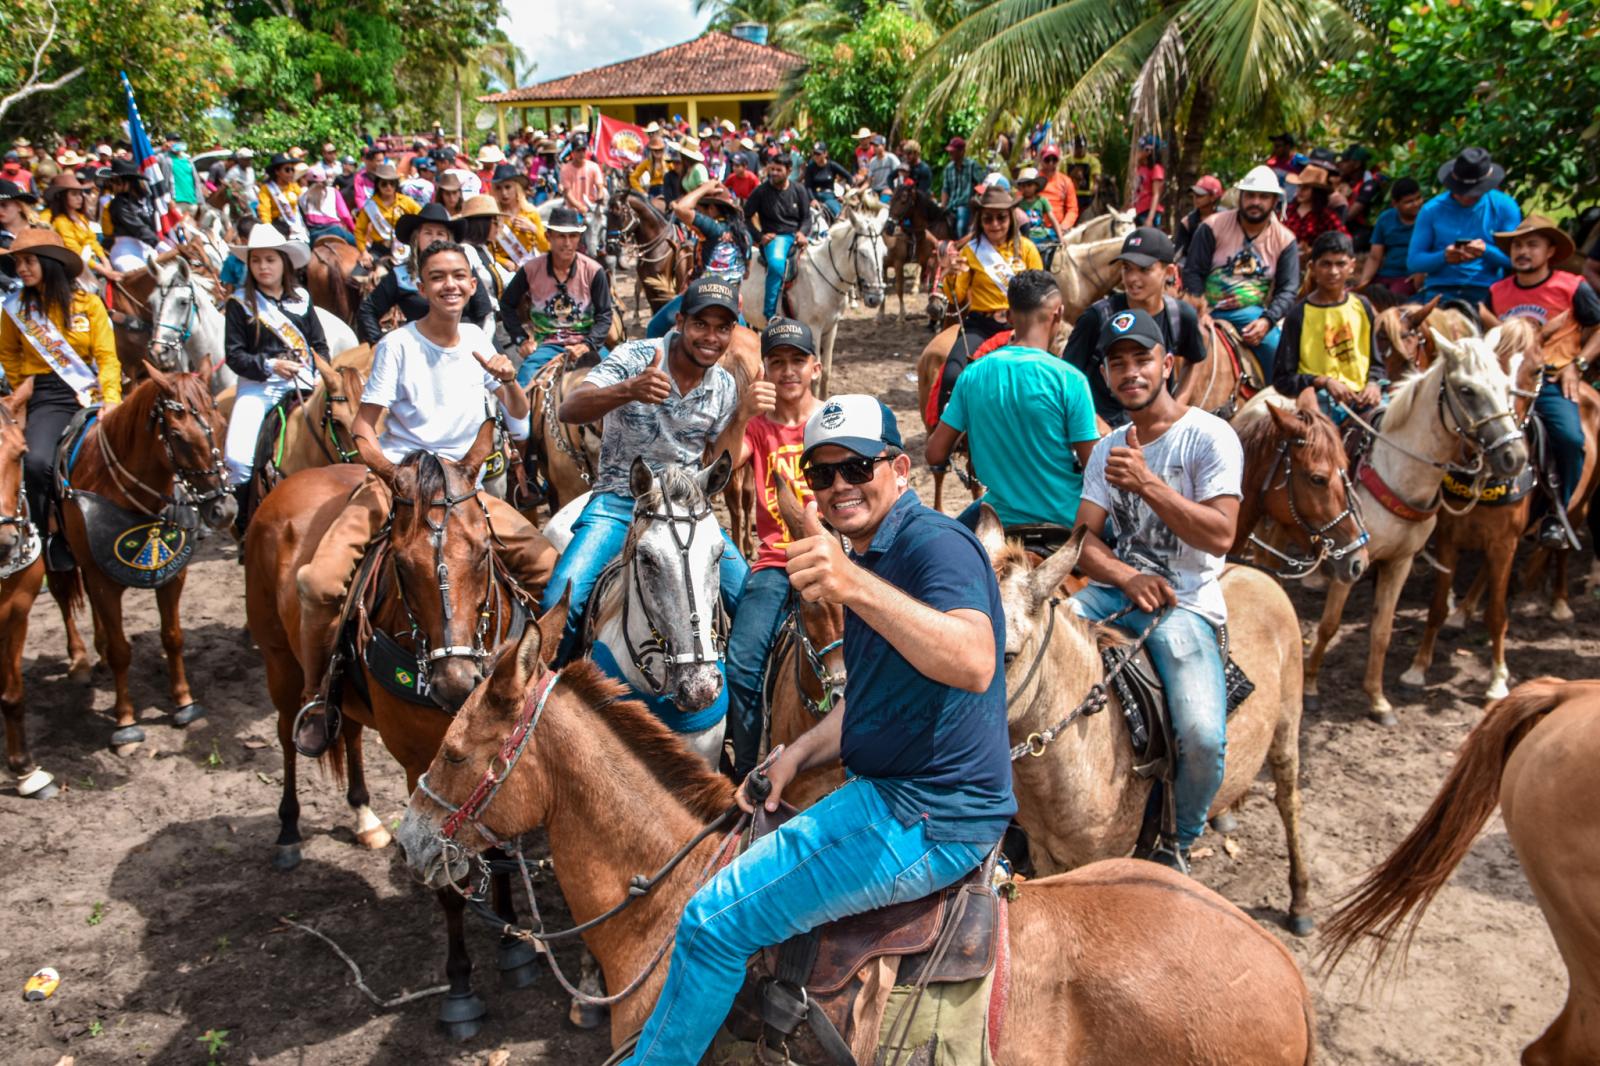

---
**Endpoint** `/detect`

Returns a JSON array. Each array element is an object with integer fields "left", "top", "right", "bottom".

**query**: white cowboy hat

[
  {"left": 229, "top": 224, "right": 309, "bottom": 269},
  {"left": 679, "top": 137, "right": 705, "bottom": 163},
  {"left": 853, "top": 127, "right": 874, "bottom": 139},
  {"left": 477, "top": 144, "right": 505, "bottom": 165},
  {"left": 643, "top": 121, "right": 662, "bottom": 134},
  {"left": 1236, "top": 164, "right": 1284, "bottom": 195}
]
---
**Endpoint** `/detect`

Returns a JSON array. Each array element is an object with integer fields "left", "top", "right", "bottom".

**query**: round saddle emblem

[{"left": 113, "top": 522, "right": 188, "bottom": 572}]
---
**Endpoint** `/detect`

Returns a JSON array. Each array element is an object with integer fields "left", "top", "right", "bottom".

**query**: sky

[{"left": 500, "top": 0, "right": 711, "bottom": 86}]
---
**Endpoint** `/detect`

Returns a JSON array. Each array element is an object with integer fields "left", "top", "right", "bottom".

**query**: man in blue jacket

[{"left": 1408, "top": 148, "right": 1521, "bottom": 307}]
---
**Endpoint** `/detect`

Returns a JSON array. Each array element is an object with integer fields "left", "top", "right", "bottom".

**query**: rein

[
  {"left": 1238, "top": 438, "right": 1369, "bottom": 580},
  {"left": 92, "top": 388, "right": 230, "bottom": 516}
]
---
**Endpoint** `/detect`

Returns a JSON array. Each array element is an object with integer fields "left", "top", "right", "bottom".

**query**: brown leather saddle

[{"left": 720, "top": 803, "right": 1001, "bottom": 1065}]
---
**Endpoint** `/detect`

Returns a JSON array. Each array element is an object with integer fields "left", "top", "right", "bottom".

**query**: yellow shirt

[
  {"left": 257, "top": 181, "right": 304, "bottom": 226},
  {"left": 0, "top": 290, "right": 122, "bottom": 404},
  {"left": 943, "top": 238, "right": 1043, "bottom": 313},
  {"left": 353, "top": 193, "right": 422, "bottom": 253},
  {"left": 1297, "top": 295, "right": 1372, "bottom": 392},
  {"left": 51, "top": 213, "right": 110, "bottom": 269},
  {"left": 492, "top": 204, "right": 549, "bottom": 270},
  {"left": 630, "top": 157, "right": 668, "bottom": 194}
]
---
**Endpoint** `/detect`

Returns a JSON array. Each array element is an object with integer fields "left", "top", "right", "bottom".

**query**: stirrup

[
  {"left": 291, "top": 697, "right": 341, "bottom": 758},
  {"left": 1144, "top": 836, "right": 1191, "bottom": 876}
]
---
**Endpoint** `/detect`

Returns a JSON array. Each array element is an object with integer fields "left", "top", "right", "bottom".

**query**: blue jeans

[
  {"left": 1535, "top": 378, "right": 1584, "bottom": 510},
  {"left": 723, "top": 567, "right": 792, "bottom": 778},
  {"left": 307, "top": 223, "right": 355, "bottom": 245},
  {"left": 949, "top": 204, "right": 971, "bottom": 238},
  {"left": 1069, "top": 584, "right": 1226, "bottom": 849},
  {"left": 761, "top": 234, "right": 796, "bottom": 320},
  {"left": 1212, "top": 305, "right": 1280, "bottom": 371},
  {"left": 815, "top": 190, "right": 841, "bottom": 218},
  {"left": 621, "top": 777, "right": 990, "bottom": 1066},
  {"left": 541, "top": 491, "right": 749, "bottom": 661},
  {"left": 513, "top": 342, "right": 606, "bottom": 389}
]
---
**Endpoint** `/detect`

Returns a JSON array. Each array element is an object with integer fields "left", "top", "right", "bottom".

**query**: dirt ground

[{"left": 1, "top": 281, "right": 1586, "bottom": 1066}]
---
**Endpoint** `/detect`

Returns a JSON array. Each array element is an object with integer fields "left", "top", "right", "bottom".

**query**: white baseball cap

[{"left": 802, "top": 395, "right": 904, "bottom": 461}]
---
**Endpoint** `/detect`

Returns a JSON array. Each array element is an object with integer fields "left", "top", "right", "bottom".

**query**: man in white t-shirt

[
  {"left": 1070, "top": 308, "right": 1243, "bottom": 875},
  {"left": 292, "top": 240, "right": 558, "bottom": 757}
]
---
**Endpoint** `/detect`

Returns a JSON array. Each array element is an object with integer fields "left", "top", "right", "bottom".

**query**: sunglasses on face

[{"left": 803, "top": 454, "right": 889, "bottom": 491}]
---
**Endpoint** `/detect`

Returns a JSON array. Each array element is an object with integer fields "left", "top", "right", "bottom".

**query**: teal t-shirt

[{"left": 942, "top": 344, "right": 1099, "bottom": 527}]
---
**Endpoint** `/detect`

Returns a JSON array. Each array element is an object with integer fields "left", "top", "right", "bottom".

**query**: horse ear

[
  {"left": 312, "top": 352, "right": 338, "bottom": 388},
  {"left": 195, "top": 354, "right": 214, "bottom": 386},
  {"left": 490, "top": 619, "right": 544, "bottom": 707},
  {"left": 537, "top": 584, "right": 572, "bottom": 666},
  {"left": 143, "top": 360, "right": 173, "bottom": 391},
  {"left": 460, "top": 419, "right": 498, "bottom": 478},
  {"left": 1407, "top": 295, "right": 1440, "bottom": 329},
  {"left": 629, "top": 455, "right": 654, "bottom": 498},
  {"left": 1430, "top": 328, "right": 1461, "bottom": 363},
  {"left": 1028, "top": 526, "right": 1088, "bottom": 604},
  {"left": 974, "top": 503, "right": 1007, "bottom": 561},
  {"left": 774, "top": 477, "right": 806, "bottom": 539},
  {"left": 1294, "top": 387, "right": 1319, "bottom": 415},
  {"left": 700, "top": 449, "right": 732, "bottom": 497},
  {"left": 1271, "top": 398, "right": 1305, "bottom": 439}
]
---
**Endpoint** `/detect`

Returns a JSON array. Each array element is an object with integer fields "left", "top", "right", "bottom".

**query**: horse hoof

[
  {"left": 568, "top": 998, "right": 608, "bottom": 1030},
  {"left": 1486, "top": 680, "right": 1510, "bottom": 701},
  {"left": 1286, "top": 913, "right": 1316, "bottom": 938},
  {"left": 1551, "top": 601, "right": 1574, "bottom": 623},
  {"left": 498, "top": 939, "right": 541, "bottom": 990},
  {"left": 172, "top": 702, "right": 206, "bottom": 727},
  {"left": 1370, "top": 709, "right": 1399, "bottom": 728},
  {"left": 1302, "top": 692, "right": 1320, "bottom": 714},
  {"left": 356, "top": 825, "right": 392, "bottom": 850},
  {"left": 1209, "top": 812, "right": 1239, "bottom": 835},
  {"left": 272, "top": 844, "right": 303, "bottom": 872},
  {"left": 437, "top": 991, "right": 487, "bottom": 1041},
  {"left": 110, "top": 725, "right": 146, "bottom": 749},
  {"left": 1398, "top": 667, "right": 1427, "bottom": 688},
  {"left": 67, "top": 659, "right": 92, "bottom": 685},
  {"left": 17, "top": 767, "right": 56, "bottom": 799}
]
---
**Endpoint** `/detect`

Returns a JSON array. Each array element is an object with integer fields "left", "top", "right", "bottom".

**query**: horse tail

[
  {"left": 321, "top": 723, "right": 348, "bottom": 786},
  {"left": 1319, "top": 677, "right": 1569, "bottom": 977},
  {"left": 55, "top": 566, "right": 85, "bottom": 614},
  {"left": 1300, "top": 987, "right": 1317, "bottom": 1066}
]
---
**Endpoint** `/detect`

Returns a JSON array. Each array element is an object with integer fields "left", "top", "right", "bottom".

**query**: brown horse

[
  {"left": 884, "top": 185, "right": 955, "bottom": 318},
  {"left": 609, "top": 191, "right": 686, "bottom": 318},
  {"left": 304, "top": 237, "right": 365, "bottom": 325},
  {"left": 1372, "top": 296, "right": 1478, "bottom": 382},
  {"left": 1402, "top": 319, "right": 1598, "bottom": 700},
  {"left": 717, "top": 326, "right": 762, "bottom": 558},
  {"left": 397, "top": 619, "right": 1318, "bottom": 1061},
  {"left": 1322, "top": 676, "right": 1600, "bottom": 1066},
  {"left": 53, "top": 364, "right": 237, "bottom": 749},
  {"left": 1176, "top": 316, "right": 1265, "bottom": 420},
  {"left": 244, "top": 426, "right": 543, "bottom": 1038},
  {"left": 1231, "top": 388, "right": 1370, "bottom": 584},
  {"left": 979, "top": 517, "right": 1314, "bottom": 935},
  {"left": 525, "top": 354, "right": 602, "bottom": 513},
  {"left": 0, "top": 381, "right": 52, "bottom": 796}
]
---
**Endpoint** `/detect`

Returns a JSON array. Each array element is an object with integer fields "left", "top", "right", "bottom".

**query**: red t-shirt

[
  {"left": 744, "top": 415, "right": 814, "bottom": 571},
  {"left": 1134, "top": 163, "right": 1165, "bottom": 214},
  {"left": 726, "top": 170, "right": 760, "bottom": 201}
]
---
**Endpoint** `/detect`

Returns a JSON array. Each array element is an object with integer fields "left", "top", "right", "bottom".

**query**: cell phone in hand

[{"left": 1452, "top": 239, "right": 1472, "bottom": 249}]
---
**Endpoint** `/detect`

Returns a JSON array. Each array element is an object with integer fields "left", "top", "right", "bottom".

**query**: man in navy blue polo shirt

[{"left": 619, "top": 394, "right": 1013, "bottom": 1066}]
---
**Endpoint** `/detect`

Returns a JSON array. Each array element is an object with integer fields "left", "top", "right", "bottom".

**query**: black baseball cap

[
  {"left": 761, "top": 317, "right": 815, "bottom": 358},
  {"left": 680, "top": 276, "right": 741, "bottom": 317},
  {"left": 1097, "top": 308, "right": 1165, "bottom": 356},
  {"left": 1113, "top": 227, "right": 1176, "bottom": 268}
]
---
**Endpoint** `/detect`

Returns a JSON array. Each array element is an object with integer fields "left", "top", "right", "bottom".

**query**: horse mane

[
  {"left": 1372, "top": 305, "right": 1411, "bottom": 357},
  {"left": 989, "top": 541, "right": 1123, "bottom": 654},
  {"left": 627, "top": 190, "right": 669, "bottom": 228},
  {"left": 1380, "top": 356, "right": 1443, "bottom": 427},
  {"left": 556, "top": 658, "right": 733, "bottom": 822},
  {"left": 1237, "top": 403, "right": 1344, "bottom": 471}
]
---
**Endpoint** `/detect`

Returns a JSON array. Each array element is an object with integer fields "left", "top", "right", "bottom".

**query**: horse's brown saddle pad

[{"left": 721, "top": 803, "right": 1001, "bottom": 1065}]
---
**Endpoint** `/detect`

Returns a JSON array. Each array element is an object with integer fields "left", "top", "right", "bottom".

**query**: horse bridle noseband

[
  {"left": 97, "top": 389, "right": 230, "bottom": 516},
  {"left": 621, "top": 497, "right": 726, "bottom": 694},
  {"left": 387, "top": 479, "right": 501, "bottom": 679},
  {"left": 814, "top": 212, "right": 888, "bottom": 300},
  {"left": 1243, "top": 438, "right": 1370, "bottom": 580}
]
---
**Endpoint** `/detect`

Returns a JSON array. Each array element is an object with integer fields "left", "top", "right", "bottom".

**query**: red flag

[{"left": 594, "top": 115, "right": 647, "bottom": 171}]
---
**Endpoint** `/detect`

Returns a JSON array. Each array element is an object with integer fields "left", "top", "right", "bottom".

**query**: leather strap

[{"left": 1356, "top": 457, "right": 1440, "bottom": 522}]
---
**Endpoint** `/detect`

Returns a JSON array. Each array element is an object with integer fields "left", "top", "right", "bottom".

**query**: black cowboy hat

[
  {"left": 394, "top": 201, "right": 465, "bottom": 245},
  {"left": 265, "top": 152, "right": 296, "bottom": 172},
  {"left": 490, "top": 162, "right": 530, "bottom": 188},
  {"left": 0, "top": 179, "right": 38, "bottom": 205},
  {"left": 109, "top": 158, "right": 146, "bottom": 180},
  {"left": 1438, "top": 147, "right": 1504, "bottom": 195}
]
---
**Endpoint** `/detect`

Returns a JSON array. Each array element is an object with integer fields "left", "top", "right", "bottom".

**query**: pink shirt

[{"left": 560, "top": 159, "right": 604, "bottom": 212}]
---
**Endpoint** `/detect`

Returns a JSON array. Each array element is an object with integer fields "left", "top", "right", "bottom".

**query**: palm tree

[{"left": 906, "top": 0, "right": 1365, "bottom": 201}]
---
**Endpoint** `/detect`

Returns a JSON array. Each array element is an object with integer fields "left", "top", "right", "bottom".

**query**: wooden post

[{"left": 496, "top": 104, "right": 508, "bottom": 146}]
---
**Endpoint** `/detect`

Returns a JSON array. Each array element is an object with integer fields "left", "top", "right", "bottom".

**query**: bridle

[
  {"left": 619, "top": 495, "right": 725, "bottom": 695},
  {"left": 1241, "top": 437, "right": 1369, "bottom": 580},
  {"left": 1341, "top": 361, "right": 1523, "bottom": 490},
  {"left": 147, "top": 274, "right": 199, "bottom": 370},
  {"left": 96, "top": 383, "right": 230, "bottom": 517},
  {"left": 762, "top": 600, "right": 845, "bottom": 724},
  {"left": 813, "top": 208, "right": 888, "bottom": 301},
  {"left": 301, "top": 374, "right": 361, "bottom": 465}
]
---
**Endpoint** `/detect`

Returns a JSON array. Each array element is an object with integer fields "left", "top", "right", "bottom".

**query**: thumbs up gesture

[
  {"left": 785, "top": 500, "right": 857, "bottom": 605},
  {"left": 1105, "top": 423, "right": 1156, "bottom": 495},
  {"left": 626, "top": 342, "right": 673, "bottom": 405}
]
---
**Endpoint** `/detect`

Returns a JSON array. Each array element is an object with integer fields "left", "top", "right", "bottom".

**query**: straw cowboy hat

[
  {"left": 458, "top": 194, "right": 505, "bottom": 220},
  {"left": 1285, "top": 164, "right": 1334, "bottom": 189},
  {"left": 1493, "top": 214, "right": 1576, "bottom": 263},
  {"left": 678, "top": 137, "right": 705, "bottom": 163},
  {"left": 0, "top": 228, "right": 84, "bottom": 278},
  {"left": 853, "top": 127, "right": 874, "bottom": 140},
  {"left": 477, "top": 144, "right": 505, "bottom": 166},
  {"left": 229, "top": 223, "right": 310, "bottom": 269},
  {"left": 370, "top": 163, "right": 402, "bottom": 183},
  {"left": 55, "top": 149, "right": 88, "bottom": 168}
]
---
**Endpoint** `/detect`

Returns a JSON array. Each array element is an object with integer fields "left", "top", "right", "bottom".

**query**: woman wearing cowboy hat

[
  {"left": 455, "top": 194, "right": 513, "bottom": 303},
  {"left": 0, "top": 229, "right": 121, "bottom": 533},
  {"left": 297, "top": 165, "right": 356, "bottom": 245},
  {"left": 501, "top": 204, "right": 614, "bottom": 386},
  {"left": 474, "top": 143, "right": 505, "bottom": 188},
  {"left": 630, "top": 129, "right": 670, "bottom": 200},
  {"left": 356, "top": 202, "right": 494, "bottom": 344},
  {"left": 0, "top": 180, "right": 42, "bottom": 295},
  {"left": 257, "top": 153, "right": 306, "bottom": 236},
  {"left": 935, "top": 183, "right": 1043, "bottom": 411},
  {"left": 105, "top": 158, "right": 178, "bottom": 272},
  {"left": 352, "top": 163, "right": 421, "bottom": 265},
  {"left": 434, "top": 170, "right": 466, "bottom": 217},
  {"left": 645, "top": 180, "right": 751, "bottom": 338},
  {"left": 1410, "top": 146, "right": 1522, "bottom": 307},
  {"left": 1283, "top": 163, "right": 1348, "bottom": 255},
  {"left": 489, "top": 162, "right": 548, "bottom": 272},
  {"left": 43, "top": 172, "right": 120, "bottom": 286},
  {"left": 222, "top": 225, "right": 329, "bottom": 490}
]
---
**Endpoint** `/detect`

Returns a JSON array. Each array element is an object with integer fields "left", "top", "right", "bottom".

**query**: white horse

[
  {"left": 1237, "top": 328, "right": 1527, "bottom": 724},
  {"left": 741, "top": 189, "right": 890, "bottom": 395},
  {"left": 1060, "top": 207, "right": 1136, "bottom": 246},
  {"left": 540, "top": 455, "right": 734, "bottom": 768}
]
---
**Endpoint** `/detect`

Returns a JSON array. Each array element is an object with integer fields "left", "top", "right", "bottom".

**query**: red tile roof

[{"left": 479, "top": 32, "right": 805, "bottom": 104}]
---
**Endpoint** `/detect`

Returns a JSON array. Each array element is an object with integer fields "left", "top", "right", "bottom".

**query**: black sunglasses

[{"left": 803, "top": 455, "right": 889, "bottom": 491}]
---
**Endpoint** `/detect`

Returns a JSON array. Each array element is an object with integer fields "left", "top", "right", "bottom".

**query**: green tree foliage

[
  {"left": 1320, "top": 0, "right": 1600, "bottom": 208},
  {"left": 0, "top": 0, "right": 229, "bottom": 138}
]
